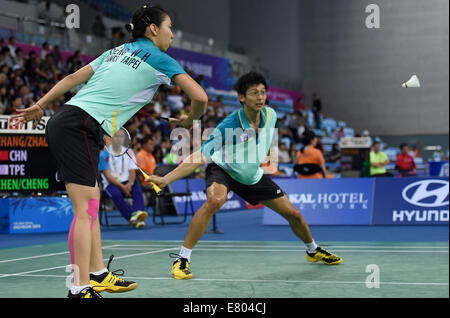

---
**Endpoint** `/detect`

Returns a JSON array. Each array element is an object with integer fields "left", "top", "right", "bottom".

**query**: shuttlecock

[{"left": 402, "top": 75, "right": 420, "bottom": 88}]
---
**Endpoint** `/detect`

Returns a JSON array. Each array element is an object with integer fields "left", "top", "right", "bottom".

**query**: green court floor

[{"left": 0, "top": 240, "right": 448, "bottom": 298}]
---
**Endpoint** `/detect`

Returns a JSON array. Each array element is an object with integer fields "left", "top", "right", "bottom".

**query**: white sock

[
  {"left": 179, "top": 246, "right": 192, "bottom": 261},
  {"left": 305, "top": 240, "right": 318, "bottom": 253},
  {"left": 90, "top": 267, "right": 108, "bottom": 276},
  {"left": 71, "top": 284, "right": 91, "bottom": 294}
]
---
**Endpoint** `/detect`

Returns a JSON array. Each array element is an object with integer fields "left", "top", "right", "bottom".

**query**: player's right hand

[{"left": 146, "top": 175, "right": 168, "bottom": 189}]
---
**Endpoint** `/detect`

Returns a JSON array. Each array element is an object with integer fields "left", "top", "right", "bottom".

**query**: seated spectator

[
  {"left": 136, "top": 135, "right": 157, "bottom": 187},
  {"left": 7, "top": 36, "right": 17, "bottom": 58},
  {"left": 295, "top": 130, "right": 327, "bottom": 179},
  {"left": 294, "top": 97, "right": 307, "bottom": 113},
  {"left": 99, "top": 131, "right": 148, "bottom": 229},
  {"left": 1, "top": 47, "right": 15, "bottom": 68},
  {"left": 0, "top": 84, "right": 9, "bottom": 114},
  {"left": 40, "top": 42, "right": 50, "bottom": 60},
  {"left": 327, "top": 143, "right": 341, "bottom": 163},
  {"left": 278, "top": 142, "right": 291, "bottom": 163},
  {"left": 13, "top": 48, "right": 25, "bottom": 69},
  {"left": 396, "top": 143, "right": 417, "bottom": 177},
  {"left": 370, "top": 141, "right": 393, "bottom": 177},
  {"left": 333, "top": 127, "right": 345, "bottom": 140}
]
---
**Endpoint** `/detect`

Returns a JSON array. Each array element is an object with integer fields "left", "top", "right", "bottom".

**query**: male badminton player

[
  {"left": 148, "top": 72, "right": 342, "bottom": 280},
  {"left": 12, "top": 5, "right": 208, "bottom": 297}
]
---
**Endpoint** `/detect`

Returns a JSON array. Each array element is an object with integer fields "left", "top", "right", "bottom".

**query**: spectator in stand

[
  {"left": 312, "top": 92, "right": 322, "bottom": 129},
  {"left": 153, "top": 145, "right": 164, "bottom": 164},
  {"left": 370, "top": 141, "right": 393, "bottom": 177},
  {"left": 396, "top": 143, "right": 417, "bottom": 177},
  {"left": 7, "top": 36, "right": 17, "bottom": 58},
  {"left": 52, "top": 45, "right": 64, "bottom": 70},
  {"left": 40, "top": 42, "right": 50, "bottom": 60},
  {"left": 0, "top": 84, "right": 8, "bottom": 114},
  {"left": 278, "top": 142, "right": 291, "bottom": 163},
  {"left": 327, "top": 143, "right": 341, "bottom": 163},
  {"left": 136, "top": 135, "right": 157, "bottom": 187},
  {"left": 166, "top": 86, "right": 184, "bottom": 111},
  {"left": 294, "top": 97, "right": 307, "bottom": 113},
  {"left": 1, "top": 47, "right": 15, "bottom": 68},
  {"left": 13, "top": 48, "right": 25, "bottom": 69},
  {"left": 289, "top": 143, "right": 297, "bottom": 163},
  {"left": 288, "top": 111, "right": 303, "bottom": 143},
  {"left": 333, "top": 126, "right": 345, "bottom": 140},
  {"left": 215, "top": 95, "right": 226, "bottom": 119},
  {"left": 295, "top": 130, "right": 327, "bottom": 179}
]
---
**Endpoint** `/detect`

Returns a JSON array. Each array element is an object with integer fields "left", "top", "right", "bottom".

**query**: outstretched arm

[
  {"left": 11, "top": 64, "right": 94, "bottom": 128},
  {"left": 148, "top": 150, "right": 206, "bottom": 188}
]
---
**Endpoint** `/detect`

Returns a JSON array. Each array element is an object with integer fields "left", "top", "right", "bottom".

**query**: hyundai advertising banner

[
  {"left": 372, "top": 177, "right": 449, "bottom": 225},
  {"left": 263, "top": 178, "right": 374, "bottom": 225},
  {"left": 170, "top": 179, "right": 247, "bottom": 214}
]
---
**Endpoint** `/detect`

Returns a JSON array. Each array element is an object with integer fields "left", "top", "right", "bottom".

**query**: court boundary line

[
  {"left": 101, "top": 247, "right": 449, "bottom": 253},
  {"left": 0, "top": 247, "right": 178, "bottom": 279},
  {"left": 0, "top": 273, "right": 447, "bottom": 287},
  {"left": 0, "top": 244, "right": 121, "bottom": 263}
]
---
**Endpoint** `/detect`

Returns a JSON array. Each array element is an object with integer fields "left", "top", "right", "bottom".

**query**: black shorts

[
  {"left": 45, "top": 105, "right": 104, "bottom": 187},
  {"left": 205, "top": 163, "right": 285, "bottom": 206}
]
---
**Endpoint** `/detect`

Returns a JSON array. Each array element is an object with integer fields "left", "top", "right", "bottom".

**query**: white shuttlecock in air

[{"left": 402, "top": 75, "right": 420, "bottom": 88}]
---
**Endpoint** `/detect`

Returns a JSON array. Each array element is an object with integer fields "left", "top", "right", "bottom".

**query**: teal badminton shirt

[
  {"left": 66, "top": 38, "right": 186, "bottom": 136},
  {"left": 201, "top": 106, "right": 278, "bottom": 185}
]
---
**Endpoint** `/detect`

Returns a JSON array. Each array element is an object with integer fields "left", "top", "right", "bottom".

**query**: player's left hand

[{"left": 10, "top": 104, "right": 44, "bottom": 129}]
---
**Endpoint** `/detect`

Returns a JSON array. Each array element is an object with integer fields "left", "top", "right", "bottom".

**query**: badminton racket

[{"left": 103, "top": 127, "right": 162, "bottom": 195}]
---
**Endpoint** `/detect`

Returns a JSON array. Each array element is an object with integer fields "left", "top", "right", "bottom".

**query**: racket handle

[
  {"left": 151, "top": 182, "right": 162, "bottom": 195},
  {"left": 142, "top": 171, "right": 162, "bottom": 195}
]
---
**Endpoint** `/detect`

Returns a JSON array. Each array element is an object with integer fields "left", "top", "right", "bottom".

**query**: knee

[
  {"left": 206, "top": 195, "right": 227, "bottom": 213},
  {"left": 283, "top": 208, "right": 303, "bottom": 223}
]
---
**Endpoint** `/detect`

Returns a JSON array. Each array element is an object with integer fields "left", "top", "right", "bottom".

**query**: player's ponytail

[{"left": 124, "top": 5, "right": 168, "bottom": 41}]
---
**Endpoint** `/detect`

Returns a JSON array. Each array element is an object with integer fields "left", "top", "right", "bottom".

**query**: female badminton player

[
  {"left": 12, "top": 5, "right": 207, "bottom": 298},
  {"left": 148, "top": 72, "right": 342, "bottom": 280}
]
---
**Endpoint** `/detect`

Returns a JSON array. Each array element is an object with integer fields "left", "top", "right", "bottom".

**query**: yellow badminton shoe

[
  {"left": 306, "top": 246, "right": 343, "bottom": 265},
  {"left": 170, "top": 254, "right": 193, "bottom": 279},
  {"left": 129, "top": 210, "right": 148, "bottom": 227},
  {"left": 90, "top": 255, "right": 138, "bottom": 293}
]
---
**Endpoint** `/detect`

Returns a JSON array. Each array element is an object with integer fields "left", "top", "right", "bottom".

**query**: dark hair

[
  {"left": 235, "top": 72, "right": 267, "bottom": 96},
  {"left": 141, "top": 134, "right": 153, "bottom": 146},
  {"left": 125, "top": 5, "right": 168, "bottom": 41},
  {"left": 399, "top": 143, "right": 408, "bottom": 150},
  {"left": 301, "top": 130, "right": 316, "bottom": 153}
]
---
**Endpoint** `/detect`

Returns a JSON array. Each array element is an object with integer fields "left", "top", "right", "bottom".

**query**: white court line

[
  {"left": 0, "top": 273, "right": 447, "bottom": 287},
  {"left": 104, "top": 244, "right": 449, "bottom": 249},
  {"left": 0, "top": 247, "right": 177, "bottom": 279},
  {"left": 0, "top": 245, "right": 121, "bottom": 264},
  {"left": 103, "top": 247, "right": 450, "bottom": 253}
]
